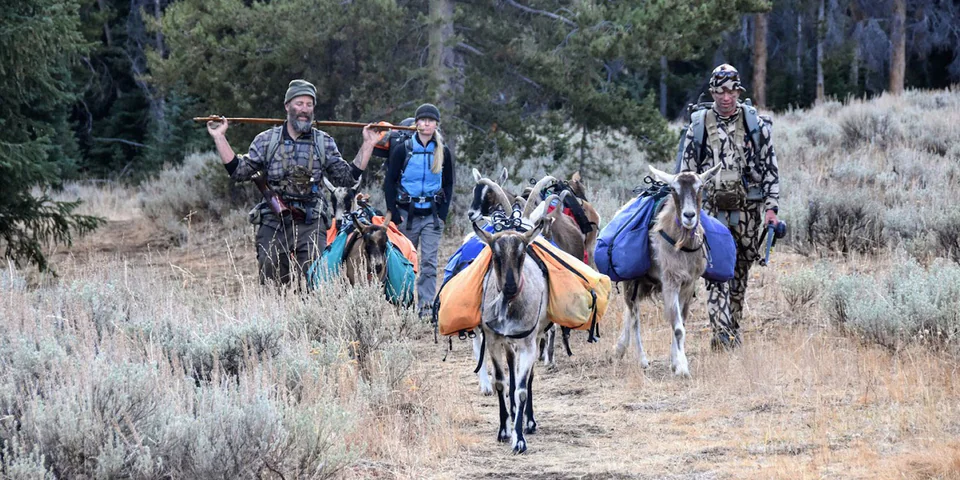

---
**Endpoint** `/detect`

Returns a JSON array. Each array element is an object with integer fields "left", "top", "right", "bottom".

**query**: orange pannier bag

[
  {"left": 529, "top": 238, "right": 611, "bottom": 340},
  {"left": 437, "top": 246, "right": 491, "bottom": 336},
  {"left": 325, "top": 215, "right": 419, "bottom": 273}
]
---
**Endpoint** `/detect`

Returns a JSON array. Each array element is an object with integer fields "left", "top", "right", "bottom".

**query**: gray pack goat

[
  {"left": 615, "top": 164, "right": 721, "bottom": 377},
  {"left": 472, "top": 217, "right": 550, "bottom": 454}
]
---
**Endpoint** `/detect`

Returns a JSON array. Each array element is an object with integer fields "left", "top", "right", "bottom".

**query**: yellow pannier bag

[
  {"left": 529, "top": 238, "right": 611, "bottom": 341},
  {"left": 437, "top": 246, "right": 492, "bottom": 336}
]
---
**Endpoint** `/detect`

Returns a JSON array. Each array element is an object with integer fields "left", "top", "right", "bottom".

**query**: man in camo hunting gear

[
  {"left": 677, "top": 63, "right": 781, "bottom": 349},
  {"left": 207, "top": 79, "right": 380, "bottom": 288}
]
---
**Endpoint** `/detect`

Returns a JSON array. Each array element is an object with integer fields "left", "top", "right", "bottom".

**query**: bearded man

[{"left": 207, "top": 79, "right": 379, "bottom": 288}]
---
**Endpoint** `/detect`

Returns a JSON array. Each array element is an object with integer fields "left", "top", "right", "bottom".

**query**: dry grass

[{"left": 5, "top": 89, "right": 960, "bottom": 478}]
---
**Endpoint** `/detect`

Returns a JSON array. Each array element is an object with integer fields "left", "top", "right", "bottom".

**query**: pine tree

[{"left": 0, "top": 0, "right": 104, "bottom": 271}]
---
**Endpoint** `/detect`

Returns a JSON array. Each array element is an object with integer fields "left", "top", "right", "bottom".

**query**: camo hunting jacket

[
  {"left": 679, "top": 107, "right": 780, "bottom": 213},
  {"left": 230, "top": 125, "right": 359, "bottom": 195}
]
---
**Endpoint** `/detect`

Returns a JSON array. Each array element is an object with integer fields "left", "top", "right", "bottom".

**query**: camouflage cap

[{"left": 708, "top": 64, "right": 746, "bottom": 93}]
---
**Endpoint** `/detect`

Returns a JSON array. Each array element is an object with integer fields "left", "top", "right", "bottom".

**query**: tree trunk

[
  {"left": 851, "top": 43, "right": 861, "bottom": 94},
  {"left": 153, "top": 0, "right": 165, "bottom": 124},
  {"left": 889, "top": 0, "right": 906, "bottom": 95},
  {"left": 796, "top": 13, "right": 803, "bottom": 101},
  {"left": 96, "top": 0, "right": 112, "bottom": 47},
  {"left": 816, "top": 0, "right": 825, "bottom": 103},
  {"left": 752, "top": 13, "right": 768, "bottom": 109},
  {"left": 849, "top": 2, "right": 864, "bottom": 97},
  {"left": 659, "top": 56, "right": 668, "bottom": 117},
  {"left": 429, "top": 0, "right": 456, "bottom": 143}
]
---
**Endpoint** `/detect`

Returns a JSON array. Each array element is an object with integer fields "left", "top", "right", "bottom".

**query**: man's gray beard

[{"left": 289, "top": 113, "right": 313, "bottom": 133}]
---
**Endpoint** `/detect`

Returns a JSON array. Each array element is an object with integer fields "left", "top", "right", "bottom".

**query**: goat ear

[
  {"left": 523, "top": 218, "right": 546, "bottom": 244},
  {"left": 571, "top": 171, "right": 581, "bottom": 182},
  {"left": 700, "top": 163, "right": 723, "bottom": 185},
  {"left": 497, "top": 167, "right": 509, "bottom": 185},
  {"left": 472, "top": 220, "right": 494, "bottom": 245},
  {"left": 539, "top": 215, "right": 555, "bottom": 238},
  {"left": 648, "top": 165, "right": 676, "bottom": 186},
  {"left": 323, "top": 177, "right": 336, "bottom": 193},
  {"left": 472, "top": 168, "right": 482, "bottom": 183},
  {"left": 382, "top": 210, "right": 392, "bottom": 226}
]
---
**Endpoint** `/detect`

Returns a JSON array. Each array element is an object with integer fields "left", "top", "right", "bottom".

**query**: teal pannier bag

[
  {"left": 385, "top": 242, "right": 415, "bottom": 307},
  {"left": 308, "top": 229, "right": 350, "bottom": 286}
]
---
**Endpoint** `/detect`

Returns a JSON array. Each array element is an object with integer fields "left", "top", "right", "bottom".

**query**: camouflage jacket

[
  {"left": 678, "top": 106, "right": 780, "bottom": 213},
  {"left": 231, "top": 124, "right": 359, "bottom": 198}
]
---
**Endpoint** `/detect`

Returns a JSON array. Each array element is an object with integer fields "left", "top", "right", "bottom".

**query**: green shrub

[
  {"left": 0, "top": 259, "right": 426, "bottom": 478},
  {"left": 838, "top": 103, "right": 904, "bottom": 150},
  {"left": 139, "top": 152, "right": 259, "bottom": 233},
  {"left": 824, "top": 258, "right": 960, "bottom": 350},
  {"left": 803, "top": 192, "right": 886, "bottom": 255},
  {"left": 780, "top": 265, "right": 828, "bottom": 310}
]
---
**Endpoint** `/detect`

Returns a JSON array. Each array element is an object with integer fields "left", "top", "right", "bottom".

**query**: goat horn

[
  {"left": 522, "top": 175, "right": 558, "bottom": 218},
  {"left": 323, "top": 177, "right": 336, "bottom": 192},
  {"left": 479, "top": 178, "right": 513, "bottom": 213}
]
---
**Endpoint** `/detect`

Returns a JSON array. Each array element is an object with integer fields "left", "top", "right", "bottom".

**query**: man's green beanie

[{"left": 284, "top": 79, "right": 317, "bottom": 104}]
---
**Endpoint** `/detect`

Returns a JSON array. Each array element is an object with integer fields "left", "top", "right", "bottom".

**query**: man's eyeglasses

[{"left": 712, "top": 70, "right": 740, "bottom": 80}]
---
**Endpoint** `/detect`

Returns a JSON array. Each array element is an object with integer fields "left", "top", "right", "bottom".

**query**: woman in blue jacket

[{"left": 384, "top": 103, "right": 456, "bottom": 318}]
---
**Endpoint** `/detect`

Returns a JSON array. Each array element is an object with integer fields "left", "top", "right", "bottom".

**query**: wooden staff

[{"left": 193, "top": 116, "right": 418, "bottom": 131}]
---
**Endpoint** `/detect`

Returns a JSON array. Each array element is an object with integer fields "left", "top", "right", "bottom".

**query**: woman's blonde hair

[{"left": 431, "top": 128, "right": 444, "bottom": 174}]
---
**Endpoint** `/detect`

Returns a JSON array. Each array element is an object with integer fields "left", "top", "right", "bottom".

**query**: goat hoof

[
  {"left": 513, "top": 439, "right": 527, "bottom": 454},
  {"left": 479, "top": 385, "right": 494, "bottom": 396},
  {"left": 640, "top": 358, "right": 650, "bottom": 369},
  {"left": 525, "top": 420, "right": 537, "bottom": 434},
  {"left": 497, "top": 430, "right": 510, "bottom": 443}
]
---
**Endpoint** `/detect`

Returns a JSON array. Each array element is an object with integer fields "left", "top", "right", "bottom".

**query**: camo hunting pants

[{"left": 705, "top": 202, "right": 764, "bottom": 344}]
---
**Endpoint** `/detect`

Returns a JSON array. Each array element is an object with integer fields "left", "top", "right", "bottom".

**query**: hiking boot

[{"left": 710, "top": 329, "right": 742, "bottom": 351}]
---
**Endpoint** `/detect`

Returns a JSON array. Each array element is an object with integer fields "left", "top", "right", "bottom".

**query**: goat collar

[{"left": 658, "top": 230, "right": 704, "bottom": 253}]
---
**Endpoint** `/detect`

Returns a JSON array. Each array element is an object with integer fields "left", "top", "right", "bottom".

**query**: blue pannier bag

[
  {"left": 308, "top": 228, "right": 351, "bottom": 285},
  {"left": 308, "top": 225, "right": 417, "bottom": 307},
  {"left": 594, "top": 189, "right": 669, "bottom": 282},
  {"left": 594, "top": 183, "right": 736, "bottom": 283},
  {"left": 385, "top": 242, "right": 416, "bottom": 306},
  {"left": 700, "top": 212, "right": 736, "bottom": 282},
  {"left": 442, "top": 224, "right": 495, "bottom": 283}
]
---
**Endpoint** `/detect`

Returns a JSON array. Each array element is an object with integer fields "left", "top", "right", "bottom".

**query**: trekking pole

[{"left": 194, "top": 116, "right": 418, "bottom": 131}]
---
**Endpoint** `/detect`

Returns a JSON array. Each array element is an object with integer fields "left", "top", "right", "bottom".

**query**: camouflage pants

[
  {"left": 705, "top": 202, "right": 764, "bottom": 343},
  {"left": 255, "top": 216, "right": 326, "bottom": 290}
]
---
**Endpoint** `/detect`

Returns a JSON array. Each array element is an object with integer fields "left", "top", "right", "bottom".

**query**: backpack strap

[
  {"left": 401, "top": 135, "right": 414, "bottom": 177},
  {"left": 741, "top": 103, "right": 764, "bottom": 152},
  {"left": 264, "top": 126, "right": 284, "bottom": 169},
  {"left": 674, "top": 109, "right": 707, "bottom": 174},
  {"left": 311, "top": 128, "right": 328, "bottom": 172}
]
